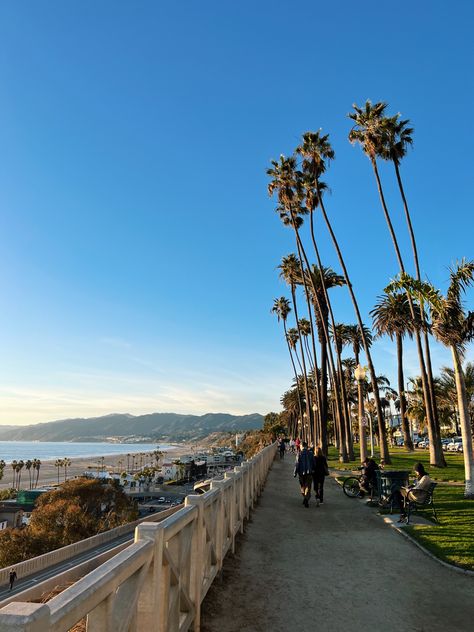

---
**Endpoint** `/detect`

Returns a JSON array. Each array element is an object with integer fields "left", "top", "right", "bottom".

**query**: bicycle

[{"left": 342, "top": 474, "right": 377, "bottom": 499}]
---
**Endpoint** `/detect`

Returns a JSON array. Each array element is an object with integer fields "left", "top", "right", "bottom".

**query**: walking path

[{"left": 201, "top": 457, "right": 473, "bottom": 632}]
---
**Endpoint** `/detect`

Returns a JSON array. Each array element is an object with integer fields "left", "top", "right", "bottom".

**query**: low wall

[{"left": 0, "top": 443, "right": 276, "bottom": 632}]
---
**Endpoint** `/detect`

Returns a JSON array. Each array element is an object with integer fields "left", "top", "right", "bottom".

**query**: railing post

[
  {"left": 134, "top": 523, "right": 164, "bottom": 632},
  {"left": 224, "top": 472, "right": 237, "bottom": 553},
  {"left": 185, "top": 495, "right": 205, "bottom": 632},
  {"left": 0, "top": 603, "right": 50, "bottom": 632},
  {"left": 210, "top": 480, "right": 225, "bottom": 569}
]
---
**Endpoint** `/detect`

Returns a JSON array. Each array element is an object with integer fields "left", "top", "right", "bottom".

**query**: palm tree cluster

[
  {"left": 268, "top": 100, "right": 474, "bottom": 496},
  {"left": 9, "top": 459, "right": 42, "bottom": 490}
]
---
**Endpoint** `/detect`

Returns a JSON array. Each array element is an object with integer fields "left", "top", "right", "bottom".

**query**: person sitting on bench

[{"left": 394, "top": 462, "right": 433, "bottom": 522}]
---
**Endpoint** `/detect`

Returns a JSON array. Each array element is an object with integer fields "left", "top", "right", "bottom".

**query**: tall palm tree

[
  {"left": 34, "top": 459, "right": 41, "bottom": 488},
  {"left": 11, "top": 460, "right": 17, "bottom": 489},
  {"left": 296, "top": 130, "right": 391, "bottom": 463},
  {"left": 306, "top": 265, "right": 346, "bottom": 455},
  {"left": 55, "top": 459, "right": 63, "bottom": 485},
  {"left": 371, "top": 292, "right": 420, "bottom": 450},
  {"left": 379, "top": 114, "right": 441, "bottom": 440},
  {"left": 349, "top": 101, "right": 443, "bottom": 467},
  {"left": 279, "top": 254, "right": 312, "bottom": 432},
  {"left": 63, "top": 458, "right": 72, "bottom": 482},
  {"left": 16, "top": 460, "right": 24, "bottom": 490},
  {"left": 271, "top": 297, "right": 304, "bottom": 424},
  {"left": 388, "top": 260, "right": 474, "bottom": 496},
  {"left": 439, "top": 363, "right": 474, "bottom": 435},
  {"left": 331, "top": 323, "right": 355, "bottom": 460},
  {"left": 25, "top": 459, "right": 33, "bottom": 490}
]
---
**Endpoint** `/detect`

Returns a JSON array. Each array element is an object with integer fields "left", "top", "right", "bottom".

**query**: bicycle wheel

[{"left": 343, "top": 477, "right": 361, "bottom": 498}]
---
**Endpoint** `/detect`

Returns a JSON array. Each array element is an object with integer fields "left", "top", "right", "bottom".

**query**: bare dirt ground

[{"left": 200, "top": 456, "right": 474, "bottom": 632}]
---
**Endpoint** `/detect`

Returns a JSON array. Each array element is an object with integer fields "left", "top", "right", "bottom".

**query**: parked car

[
  {"left": 417, "top": 439, "right": 429, "bottom": 449},
  {"left": 447, "top": 438, "right": 462, "bottom": 451},
  {"left": 441, "top": 439, "right": 451, "bottom": 451},
  {"left": 157, "top": 497, "right": 166, "bottom": 503}
]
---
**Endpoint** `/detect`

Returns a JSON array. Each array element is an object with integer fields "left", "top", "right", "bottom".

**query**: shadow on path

[{"left": 201, "top": 457, "right": 473, "bottom": 632}]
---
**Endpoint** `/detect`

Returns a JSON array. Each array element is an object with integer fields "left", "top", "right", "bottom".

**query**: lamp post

[
  {"left": 354, "top": 364, "right": 368, "bottom": 462},
  {"left": 312, "top": 402, "right": 318, "bottom": 447},
  {"left": 303, "top": 412, "right": 308, "bottom": 443}
]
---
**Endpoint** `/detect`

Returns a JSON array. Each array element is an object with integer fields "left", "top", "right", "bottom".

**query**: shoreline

[{"left": 0, "top": 446, "right": 189, "bottom": 490}]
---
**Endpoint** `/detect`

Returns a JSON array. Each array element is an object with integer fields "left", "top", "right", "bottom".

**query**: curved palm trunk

[
  {"left": 371, "top": 159, "right": 444, "bottom": 466},
  {"left": 316, "top": 185, "right": 391, "bottom": 464},
  {"left": 396, "top": 333, "right": 414, "bottom": 451},
  {"left": 451, "top": 346, "right": 474, "bottom": 498},
  {"left": 293, "top": 223, "right": 347, "bottom": 459},
  {"left": 393, "top": 161, "right": 441, "bottom": 439},
  {"left": 303, "top": 299, "right": 324, "bottom": 449},
  {"left": 290, "top": 283, "right": 312, "bottom": 430},
  {"left": 283, "top": 320, "right": 304, "bottom": 429}
]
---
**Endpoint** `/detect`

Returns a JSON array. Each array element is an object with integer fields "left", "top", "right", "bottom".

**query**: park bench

[{"left": 405, "top": 482, "right": 438, "bottom": 524}]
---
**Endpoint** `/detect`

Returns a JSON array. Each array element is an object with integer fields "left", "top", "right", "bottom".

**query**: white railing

[{"left": 0, "top": 443, "right": 276, "bottom": 632}]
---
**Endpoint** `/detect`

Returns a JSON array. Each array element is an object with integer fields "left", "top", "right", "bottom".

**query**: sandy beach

[{"left": 0, "top": 447, "right": 188, "bottom": 490}]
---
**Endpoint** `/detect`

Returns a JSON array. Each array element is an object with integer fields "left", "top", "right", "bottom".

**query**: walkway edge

[{"left": 382, "top": 516, "right": 474, "bottom": 577}]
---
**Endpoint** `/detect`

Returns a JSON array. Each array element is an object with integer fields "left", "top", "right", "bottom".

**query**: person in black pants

[{"left": 313, "top": 447, "right": 329, "bottom": 506}]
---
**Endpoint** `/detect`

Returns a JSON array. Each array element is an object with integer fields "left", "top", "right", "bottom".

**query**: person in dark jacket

[
  {"left": 294, "top": 442, "right": 315, "bottom": 507},
  {"left": 312, "top": 446, "right": 329, "bottom": 505},
  {"left": 359, "top": 457, "right": 379, "bottom": 495}
]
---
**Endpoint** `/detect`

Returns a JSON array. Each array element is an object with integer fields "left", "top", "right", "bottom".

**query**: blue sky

[{"left": 0, "top": 1, "right": 472, "bottom": 425}]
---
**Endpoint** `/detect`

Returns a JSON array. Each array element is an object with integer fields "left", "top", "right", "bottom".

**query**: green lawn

[
  {"left": 329, "top": 446, "right": 474, "bottom": 570},
  {"left": 405, "top": 485, "right": 474, "bottom": 571},
  {"left": 327, "top": 445, "right": 466, "bottom": 482}
]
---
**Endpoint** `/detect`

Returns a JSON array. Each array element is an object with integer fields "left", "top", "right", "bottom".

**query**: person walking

[
  {"left": 278, "top": 437, "right": 286, "bottom": 459},
  {"left": 294, "top": 442, "right": 315, "bottom": 507},
  {"left": 9, "top": 568, "right": 17, "bottom": 591},
  {"left": 313, "top": 447, "right": 329, "bottom": 506}
]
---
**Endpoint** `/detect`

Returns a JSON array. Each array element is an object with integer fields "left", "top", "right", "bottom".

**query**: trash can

[{"left": 379, "top": 470, "right": 410, "bottom": 500}]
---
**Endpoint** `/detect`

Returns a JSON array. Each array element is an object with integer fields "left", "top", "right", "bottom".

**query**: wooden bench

[{"left": 406, "top": 482, "right": 438, "bottom": 524}]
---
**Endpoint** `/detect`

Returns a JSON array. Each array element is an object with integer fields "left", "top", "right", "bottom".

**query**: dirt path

[{"left": 201, "top": 457, "right": 474, "bottom": 632}]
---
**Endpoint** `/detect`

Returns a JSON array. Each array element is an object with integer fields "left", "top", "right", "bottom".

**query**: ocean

[{"left": 0, "top": 441, "right": 179, "bottom": 464}]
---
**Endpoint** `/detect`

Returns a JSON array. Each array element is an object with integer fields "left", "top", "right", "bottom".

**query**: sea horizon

[{"left": 0, "top": 441, "right": 179, "bottom": 464}]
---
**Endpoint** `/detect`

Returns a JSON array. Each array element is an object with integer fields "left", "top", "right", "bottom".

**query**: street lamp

[{"left": 354, "top": 364, "right": 368, "bottom": 462}]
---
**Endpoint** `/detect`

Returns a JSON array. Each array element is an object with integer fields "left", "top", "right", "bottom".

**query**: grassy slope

[{"left": 328, "top": 445, "right": 474, "bottom": 570}]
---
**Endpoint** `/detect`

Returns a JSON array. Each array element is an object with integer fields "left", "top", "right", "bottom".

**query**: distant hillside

[{"left": 0, "top": 412, "right": 264, "bottom": 442}]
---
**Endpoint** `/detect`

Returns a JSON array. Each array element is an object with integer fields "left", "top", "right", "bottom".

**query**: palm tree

[
  {"left": 296, "top": 130, "right": 391, "bottom": 463},
  {"left": 16, "top": 460, "right": 24, "bottom": 490},
  {"left": 279, "top": 254, "right": 312, "bottom": 430},
  {"left": 349, "top": 101, "right": 443, "bottom": 466},
  {"left": 331, "top": 323, "right": 355, "bottom": 460},
  {"left": 55, "top": 459, "right": 63, "bottom": 485},
  {"left": 379, "top": 113, "right": 441, "bottom": 440},
  {"left": 272, "top": 297, "right": 304, "bottom": 424},
  {"left": 25, "top": 460, "right": 33, "bottom": 490},
  {"left": 439, "top": 363, "right": 474, "bottom": 435},
  {"left": 371, "top": 292, "right": 420, "bottom": 451},
  {"left": 387, "top": 261, "right": 474, "bottom": 496},
  {"left": 33, "top": 459, "right": 41, "bottom": 488},
  {"left": 306, "top": 265, "right": 346, "bottom": 455},
  {"left": 11, "top": 460, "right": 17, "bottom": 489},
  {"left": 63, "top": 458, "right": 72, "bottom": 482}
]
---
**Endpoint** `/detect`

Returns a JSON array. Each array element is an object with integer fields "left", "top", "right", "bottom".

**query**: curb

[{"left": 382, "top": 516, "right": 474, "bottom": 577}]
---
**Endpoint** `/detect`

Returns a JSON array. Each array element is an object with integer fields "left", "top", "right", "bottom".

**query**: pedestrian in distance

[
  {"left": 9, "top": 568, "right": 17, "bottom": 591},
  {"left": 294, "top": 441, "right": 315, "bottom": 507},
  {"left": 312, "top": 447, "right": 329, "bottom": 506},
  {"left": 278, "top": 437, "right": 286, "bottom": 459}
]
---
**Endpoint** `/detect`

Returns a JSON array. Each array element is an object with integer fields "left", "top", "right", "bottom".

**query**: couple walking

[{"left": 294, "top": 442, "right": 329, "bottom": 507}]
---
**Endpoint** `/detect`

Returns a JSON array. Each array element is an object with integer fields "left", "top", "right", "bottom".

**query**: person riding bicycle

[{"left": 359, "top": 457, "right": 379, "bottom": 495}]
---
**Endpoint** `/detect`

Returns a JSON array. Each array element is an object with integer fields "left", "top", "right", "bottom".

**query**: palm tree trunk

[
  {"left": 369, "top": 161, "right": 445, "bottom": 465},
  {"left": 316, "top": 183, "right": 391, "bottom": 463},
  {"left": 396, "top": 333, "right": 414, "bottom": 451},
  {"left": 283, "top": 320, "right": 304, "bottom": 426},
  {"left": 451, "top": 346, "right": 474, "bottom": 498},
  {"left": 292, "top": 223, "right": 347, "bottom": 460},
  {"left": 393, "top": 161, "right": 442, "bottom": 455},
  {"left": 320, "top": 339, "right": 329, "bottom": 453},
  {"left": 290, "top": 284, "right": 312, "bottom": 425}
]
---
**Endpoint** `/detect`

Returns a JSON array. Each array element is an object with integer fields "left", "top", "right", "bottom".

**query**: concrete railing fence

[{"left": 0, "top": 443, "right": 276, "bottom": 631}]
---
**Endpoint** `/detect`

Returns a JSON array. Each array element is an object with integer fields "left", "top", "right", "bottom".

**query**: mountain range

[{"left": 0, "top": 412, "right": 264, "bottom": 442}]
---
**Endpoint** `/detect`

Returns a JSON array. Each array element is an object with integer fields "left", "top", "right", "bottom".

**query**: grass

[
  {"left": 327, "top": 445, "right": 466, "bottom": 482},
  {"left": 329, "top": 446, "right": 474, "bottom": 570},
  {"left": 404, "top": 485, "right": 474, "bottom": 571}
]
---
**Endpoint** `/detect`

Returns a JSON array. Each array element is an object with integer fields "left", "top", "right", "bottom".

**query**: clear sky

[{"left": 0, "top": 1, "right": 472, "bottom": 425}]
